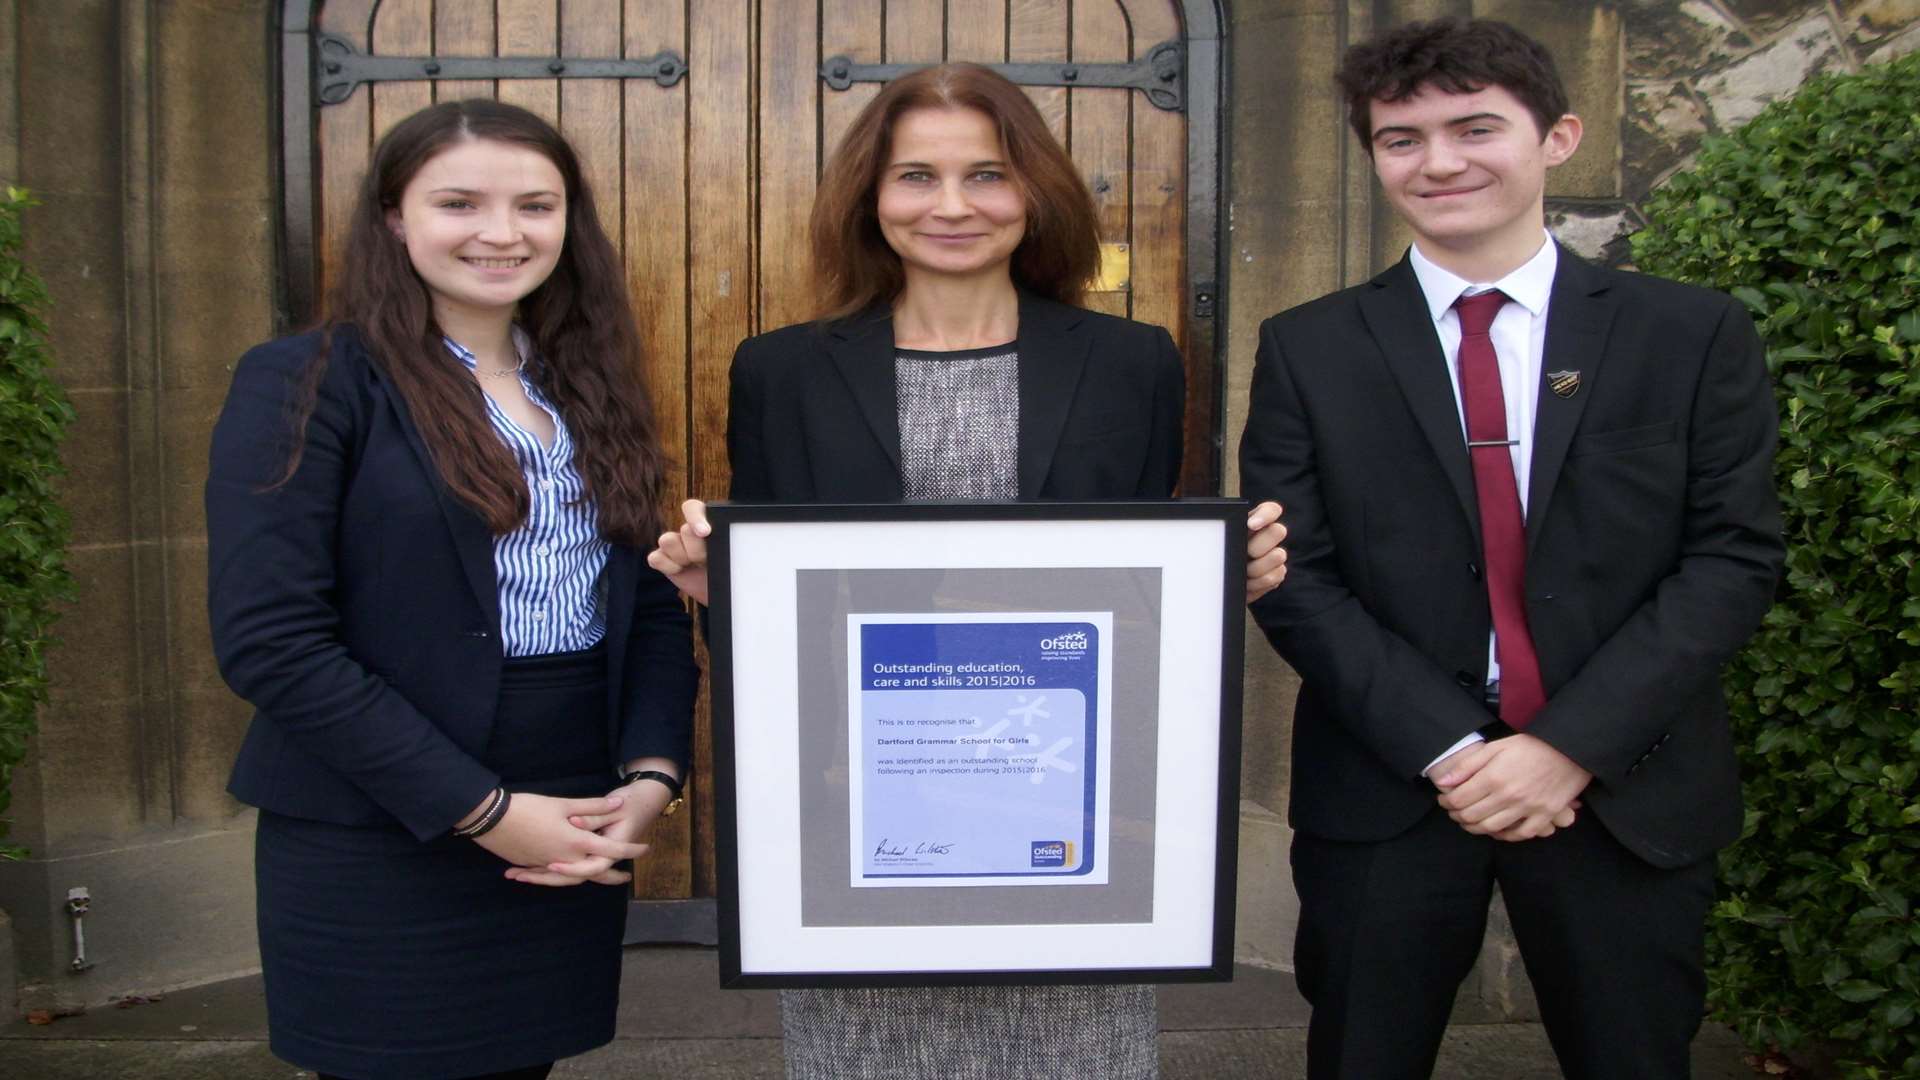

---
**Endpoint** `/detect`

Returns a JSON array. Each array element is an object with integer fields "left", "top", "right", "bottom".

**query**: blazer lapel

[
  {"left": 1359, "top": 258, "right": 1481, "bottom": 542},
  {"left": 371, "top": 357, "right": 503, "bottom": 635},
  {"left": 1526, "top": 250, "right": 1614, "bottom": 551},
  {"left": 1015, "top": 294, "right": 1091, "bottom": 498},
  {"left": 826, "top": 312, "right": 904, "bottom": 476}
]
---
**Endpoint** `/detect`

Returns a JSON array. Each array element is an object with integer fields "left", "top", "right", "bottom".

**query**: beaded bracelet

[{"left": 454, "top": 787, "right": 509, "bottom": 838}]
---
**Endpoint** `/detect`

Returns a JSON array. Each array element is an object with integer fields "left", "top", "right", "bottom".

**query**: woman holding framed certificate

[{"left": 646, "top": 64, "right": 1283, "bottom": 1079}]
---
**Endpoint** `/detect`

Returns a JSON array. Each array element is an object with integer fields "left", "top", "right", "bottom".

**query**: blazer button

[
  {"left": 1467, "top": 562, "right": 1481, "bottom": 580},
  {"left": 463, "top": 630, "right": 489, "bottom": 639},
  {"left": 1455, "top": 671, "right": 1477, "bottom": 688}
]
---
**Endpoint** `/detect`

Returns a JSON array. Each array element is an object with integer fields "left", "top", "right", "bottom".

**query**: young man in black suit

[{"left": 1239, "top": 18, "right": 1785, "bottom": 1079}]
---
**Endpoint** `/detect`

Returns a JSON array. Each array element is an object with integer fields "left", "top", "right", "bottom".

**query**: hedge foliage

[
  {"left": 1631, "top": 52, "right": 1920, "bottom": 1078},
  {"left": 0, "top": 187, "right": 75, "bottom": 860}
]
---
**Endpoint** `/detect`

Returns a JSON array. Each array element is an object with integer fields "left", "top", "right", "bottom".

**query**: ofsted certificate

[{"left": 847, "top": 612, "right": 1113, "bottom": 887}]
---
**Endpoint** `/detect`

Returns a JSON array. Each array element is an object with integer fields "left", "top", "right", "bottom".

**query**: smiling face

[
  {"left": 386, "top": 137, "right": 567, "bottom": 325},
  {"left": 1368, "top": 82, "right": 1580, "bottom": 276},
  {"left": 874, "top": 106, "right": 1028, "bottom": 286}
]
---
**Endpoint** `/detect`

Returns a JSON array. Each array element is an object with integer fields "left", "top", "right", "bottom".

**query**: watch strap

[{"left": 622, "top": 769, "right": 684, "bottom": 799}]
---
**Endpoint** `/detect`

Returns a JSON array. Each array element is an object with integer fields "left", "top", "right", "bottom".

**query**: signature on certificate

[{"left": 873, "top": 839, "right": 957, "bottom": 858}]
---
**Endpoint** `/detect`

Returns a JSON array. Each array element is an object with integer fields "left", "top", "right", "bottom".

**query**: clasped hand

[
  {"left": 648, "top": 498, "right": 1290, "bottom": 606},
  {"left": 475, "top": 785, "right": 670, "bottom": 888},
  {"left": 1430, "top": 734, "right": 1592, "bottom": 842}
]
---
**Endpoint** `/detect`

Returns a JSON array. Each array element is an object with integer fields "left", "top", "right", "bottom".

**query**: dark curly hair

[{"left": 1336, "top": 18, "right": 1569, "bottom": 153}]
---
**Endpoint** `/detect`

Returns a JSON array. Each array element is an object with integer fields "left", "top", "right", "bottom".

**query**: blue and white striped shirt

[{"left": 445, "top": 333, "right": 609, "bottom": 657}]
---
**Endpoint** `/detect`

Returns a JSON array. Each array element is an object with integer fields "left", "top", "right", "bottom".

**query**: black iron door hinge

[
  {"left": 313, "top": 32, "right": 687, "bottom": 106},
  {"left": 820, "top": 40, "right": 1184, "bottom": 112}
]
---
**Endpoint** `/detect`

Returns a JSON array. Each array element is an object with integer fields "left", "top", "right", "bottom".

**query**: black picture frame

[{"left": 707, "top": 500, "right": 1246, "bottom": 988}]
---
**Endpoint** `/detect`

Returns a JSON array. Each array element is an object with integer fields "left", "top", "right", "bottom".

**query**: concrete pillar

[
  {"left": 1222, "top": 0, "right": 1340, "bottom": 991},
  {"left": 0, "top": 0, "right": 17, "bottom": 184},
  {"left": 0, "top": 0, "right": 271, "bottom": 1012}
]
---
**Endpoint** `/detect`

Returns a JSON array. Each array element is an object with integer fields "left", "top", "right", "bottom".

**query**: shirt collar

[
  {"left": 1408, "top": 232, "right": 1558, "bottom": 323},
  {"left": 442, "top": 336, "right": 478, "bottom": 369}
]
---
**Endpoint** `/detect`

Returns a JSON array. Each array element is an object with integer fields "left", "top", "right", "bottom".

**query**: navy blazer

[
  {"left": 1241, "top": 249, "right": 1784, "bottom": 868},
  {"left": 207, "top": 328, "right": 700, "bottom": 841},
  {"left": 727, "top": 292, "right": 1185, "bottom": 502}
]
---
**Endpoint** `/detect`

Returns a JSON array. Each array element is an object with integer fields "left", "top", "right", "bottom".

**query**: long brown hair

[
  {"left": 287, "top": 99, "right": 667, "bottom": 544},
  {"left": 810, "top": 63, "right": 1101, "bottom": 321}
]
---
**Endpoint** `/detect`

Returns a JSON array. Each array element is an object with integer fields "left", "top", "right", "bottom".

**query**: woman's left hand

[
  {"left": 1246, "top": 501, "right": 1288, "bottom": 603},
  {"left": 503, "top": 776, "right": 676, "bottom": 887}
]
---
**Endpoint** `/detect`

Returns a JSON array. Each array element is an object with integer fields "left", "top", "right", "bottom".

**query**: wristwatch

[{"left": 621, "top": 769, "right": 685, "bottom": 817}]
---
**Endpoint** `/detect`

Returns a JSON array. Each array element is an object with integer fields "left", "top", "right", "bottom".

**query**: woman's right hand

[
  {"left": 470, "top": 792, "right": 650, "bottom": 885},
  {"left": 646, "top": 498, "right": 712, "bottom": 605}
]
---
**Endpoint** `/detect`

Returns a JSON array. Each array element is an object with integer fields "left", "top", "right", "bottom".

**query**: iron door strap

[
  {"left": 821, "top": 40, "right": 1184, "bottom": 112},
  {"left": 312, "top": 32, "right": 688, "bottom": 106}
]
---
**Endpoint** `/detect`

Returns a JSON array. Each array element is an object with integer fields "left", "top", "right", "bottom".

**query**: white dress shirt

[{"left": 1409, "top": 233, "right": 1558, "bottom": 772}]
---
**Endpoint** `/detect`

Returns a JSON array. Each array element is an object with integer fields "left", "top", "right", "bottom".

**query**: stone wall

[
  {"left": 1560, "top": 0, "right": 1920, "bottom": 262},
  {"left": 0, "top": 0, "right": 272, "bottom": 1011}
]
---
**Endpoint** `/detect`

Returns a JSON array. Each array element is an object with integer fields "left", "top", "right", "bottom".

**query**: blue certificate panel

[{"left": 849, "top": 614, "right": 1113, "bottom": 887}]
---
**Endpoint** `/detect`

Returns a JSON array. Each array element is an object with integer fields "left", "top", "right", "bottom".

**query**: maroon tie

[{"left": 1454, "top": 291, "right": 1546, "bottom": 728}]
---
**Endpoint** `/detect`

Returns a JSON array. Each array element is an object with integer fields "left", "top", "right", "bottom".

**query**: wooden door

[{"left": 279, "top": 0, "right": 1221, "bottom": 921}]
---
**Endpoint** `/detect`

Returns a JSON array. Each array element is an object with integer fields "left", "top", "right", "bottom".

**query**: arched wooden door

[{"left": 278, "top": 0, "right": 1223, "bottom": 931}]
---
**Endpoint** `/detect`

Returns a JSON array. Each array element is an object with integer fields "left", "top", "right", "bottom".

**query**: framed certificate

[{"left": 707, "top": 501, "right": 1245, "bottom": 987}]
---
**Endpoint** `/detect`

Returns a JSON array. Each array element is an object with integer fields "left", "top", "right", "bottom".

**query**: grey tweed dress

[{"left": 778, "top": 343, "right": 1159, "bottom": 1080}]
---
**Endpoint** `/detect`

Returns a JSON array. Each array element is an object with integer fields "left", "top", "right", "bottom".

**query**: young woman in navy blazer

[
  {"left": 207, "top": 100, "right": 698, "bottom": 1080},
  {"left": 645, "top": 65, "right": 1286, "bottom": 1080}
]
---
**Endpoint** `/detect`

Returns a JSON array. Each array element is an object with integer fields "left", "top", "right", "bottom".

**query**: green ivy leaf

[{"left": 1838, "top": 981, "right": 1894, "bottom": 1004}]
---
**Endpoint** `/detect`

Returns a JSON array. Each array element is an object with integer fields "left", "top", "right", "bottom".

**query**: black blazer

[
  {"left": 1240, "top": 249, "right": 1784, "bottom": 868},
  {"left": 207, "top": 329, "right": 700, "bottom": 841},
  {"left": 726, "top": 293, "right": 1184, "bottom": 502}
]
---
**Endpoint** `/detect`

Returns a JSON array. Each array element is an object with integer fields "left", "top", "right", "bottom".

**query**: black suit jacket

[
  {"left": 726, "top": 293, "right": 1184, "bottom": 502},
  {"left": 1239, "top": 249, "right": 1783, "bottom": 868},
  {"left": 207, "top": 328, "right": 700, "bottom": 841}
]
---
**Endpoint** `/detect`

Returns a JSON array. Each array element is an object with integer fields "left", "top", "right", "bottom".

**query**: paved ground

[{"left": 0, "top": 947, "right": 1757, "bottom": 1078}]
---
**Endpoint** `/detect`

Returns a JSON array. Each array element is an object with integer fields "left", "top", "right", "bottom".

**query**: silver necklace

[{"left": 475, "top": 356, "right": 525, "bottom": 379}]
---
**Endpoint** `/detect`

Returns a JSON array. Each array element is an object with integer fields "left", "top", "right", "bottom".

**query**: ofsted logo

[{"left": 1038, "top": 630, "right": 1088, "bottom": 652}]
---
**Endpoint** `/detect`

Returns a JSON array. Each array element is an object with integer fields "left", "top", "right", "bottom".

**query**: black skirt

[{"left": 255, "top": 644, "right": 626, "bottom": 1080}]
